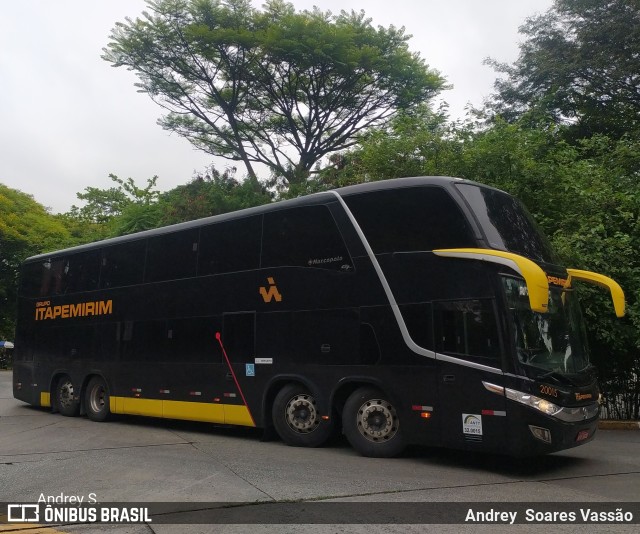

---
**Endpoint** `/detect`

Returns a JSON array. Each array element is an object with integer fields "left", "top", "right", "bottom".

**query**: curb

[{"left": 598, "top": 420, "right": 640, "bottom": 430}]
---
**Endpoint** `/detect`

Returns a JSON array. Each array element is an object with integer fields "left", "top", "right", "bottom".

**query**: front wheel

[
  {"left": 342, "top": 387, "right": 405, "bottom": 458},
  {"left": 272, "top": 384, "right": 334, "bottom": 447},
  {"left": 85, "top": 376, "right": 111, "bottom": 422},
  {"left": 54, "top": 375, "right": 80, "bottom": 417}
]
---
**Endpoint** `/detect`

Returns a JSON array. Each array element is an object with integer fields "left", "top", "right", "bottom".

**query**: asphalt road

[{"left": 1, "top": 370, "right": 639, "bottom": 533}]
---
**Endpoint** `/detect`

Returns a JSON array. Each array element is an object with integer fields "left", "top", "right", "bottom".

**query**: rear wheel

[
  {"left": 272, "top": 384, "right": 334, "bottom": 447},
  {"left": 85, "top": 376, "right": 111, "bottom": 422},
  {"left": 54, "top": 375, "right": 80, "bottom": 417},
  {"left": 342, "top": 386, "right": 405, "bottom": 458}
]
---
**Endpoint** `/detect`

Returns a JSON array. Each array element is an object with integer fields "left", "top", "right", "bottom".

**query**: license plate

[{"left": 576, "top": 430, "right": 589, "bottom": 442}]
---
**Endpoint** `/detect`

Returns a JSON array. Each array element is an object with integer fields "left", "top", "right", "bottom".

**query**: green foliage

[
  {"left": 0, "top": 184, "right": 72, "bottom": 339},
  {"left": 156, "top": 166, "right": 272, "bottom": 225},
  {"left": 487, "top": 0, "right": 640, "bottom": 141},
  {"left": 103, "top": 0, "right": 446, "bottom": 186},
  {"left": 68, "top": 174, "right": 162, "bottom": 237},
  {"left": 349, "top": 105, "right": 462, "bottom": 182}
]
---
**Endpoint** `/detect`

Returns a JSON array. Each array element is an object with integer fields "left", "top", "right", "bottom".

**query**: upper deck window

[
  {"left": 262, "top": 205, "right": 352, "bottom": 271},
  {"left": 343, "top": 186, "right": 475, "bottom": 254},
  {"left": 20, "top": 252, "right": 100, "bottom": 297},
  {"left": 198, "top": 216, "right": 262, "bottom": 275},
  {"left": 146, "top": 228, "right": 199, "bottom": 282},
  {"left": 100, "top": 240, "right": 146, "bottom": 289},
  {"left": 456, "top": 183, "right": 556, "bottom": 263}
]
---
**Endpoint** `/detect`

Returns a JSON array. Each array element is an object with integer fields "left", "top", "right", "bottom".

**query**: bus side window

[
  {"left": 198, "top": 216, "right": 262, "bottom": 276},
  {"left": 65, "top": 252, "right": 100, "bottom": 293},
  {"left": 146, "top": 228, "right": 199, "bottom": 282},
  {"left": 20, "top": 261, "right": 50, "bottom": 297},
  {"left": 344, "top": 187, "right": 476, "bottom": 254},
  {"left": 262, "top": 205, "right": 352, "bottom": 271},
  {"left": 433, "top": 299, "right": 500, "bottom": 363},
  {"left": 40, "top": 259, "right": 67, "bottom": 296},
  {"left": 100, "top": 240, "right": 146, "bottom": 289}
]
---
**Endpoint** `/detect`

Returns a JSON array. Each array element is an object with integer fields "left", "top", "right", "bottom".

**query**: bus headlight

[
  {"left": 483, "top": 381, "right": 599, "bottom": 422},
  {"left": 504, "top": 388, "right": 562, "bottom": 417}
]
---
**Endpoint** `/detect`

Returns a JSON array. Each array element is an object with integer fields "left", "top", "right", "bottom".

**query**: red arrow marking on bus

[{"left": 215, "top": 332, "right": 256, "bottom": 426}]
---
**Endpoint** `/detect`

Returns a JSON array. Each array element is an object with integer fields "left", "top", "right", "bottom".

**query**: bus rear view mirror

[{"left": 566, "top": 269, "right": 625, "bottom": 318}]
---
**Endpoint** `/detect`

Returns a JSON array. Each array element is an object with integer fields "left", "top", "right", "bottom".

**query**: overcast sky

[{"left": 0, "top": 0, "right": 553, "bottom": 214}]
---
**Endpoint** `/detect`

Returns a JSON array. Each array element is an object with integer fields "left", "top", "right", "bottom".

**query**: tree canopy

[
  {"left": 103, "top": 0, "right": 446, "bottom": 185},
  {"left": 487, "top": 0, "right": 640, "bottom": 140},
  {"left": 0, "top": 185, "right": 72, "bottom": 338}
]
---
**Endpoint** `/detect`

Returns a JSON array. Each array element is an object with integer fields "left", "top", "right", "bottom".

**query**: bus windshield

[{"left": 502, "top": 276, "right": 590, "bottom": 380}]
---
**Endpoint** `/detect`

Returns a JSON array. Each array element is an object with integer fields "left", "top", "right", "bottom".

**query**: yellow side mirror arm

[
  {"left": 433, "top": 248, "right": 549, "bottom": 313},
  {"left": 566, "top": 269, "right": 626, "bottom": 318}
]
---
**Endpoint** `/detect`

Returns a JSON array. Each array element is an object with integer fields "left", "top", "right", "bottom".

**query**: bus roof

[{"left": 24, "top": 176, "right": 477, "bottom": 262}]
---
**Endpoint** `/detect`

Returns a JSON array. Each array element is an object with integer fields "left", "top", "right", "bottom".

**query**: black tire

[
  {"left": 85, "top": 376, "right": 111, "bottom": 422},
  {"left": 54, "top": 375, "right": 80, "bottom": 417},
  {"left": 272, "top": 384, "right": 334, "bottom": 447},
  {"left": 342, "top": 386, "right": 405, "bottom": 458}
]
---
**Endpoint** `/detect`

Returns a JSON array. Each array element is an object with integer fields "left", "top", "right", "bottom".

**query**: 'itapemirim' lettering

[{"left": 35, "top": 300, "right": 113, "bottom": 321}]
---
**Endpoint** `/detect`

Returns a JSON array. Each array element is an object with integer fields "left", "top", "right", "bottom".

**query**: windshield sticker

[{"left": 462, "top": 414, "right": 483, "bottom": 436}]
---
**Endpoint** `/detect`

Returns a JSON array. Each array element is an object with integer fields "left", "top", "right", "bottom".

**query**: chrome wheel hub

[
  {"left": 89, "top": 384, "right": 106, "bottom": 413},
  {"left": 285, "top": 394, "right": 319, "bottom": 434},
  {"left": 357, "top": 399, "right": 399, "bottom": 442},
  {"left": 58, "top": 381, "right": 75, "bottom": 409}
]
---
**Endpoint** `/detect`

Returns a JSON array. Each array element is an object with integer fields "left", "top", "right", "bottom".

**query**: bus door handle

[
  {"left": 225, "top": 372, "right": 233, "bottom": 381},
  {"left": 443, "top": 374, "right": 456, "bottom": 384}
]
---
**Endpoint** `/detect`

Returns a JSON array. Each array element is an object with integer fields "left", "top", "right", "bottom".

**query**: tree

[
  {"left": 0, "top": 185, "right": 72, "bottom": 339},
  {"left": 68, "top": 174, "right": 161, "bottom": 236},
  {"left": 103, "top": 0, "right": 446, "bottom": 185},
  {"left": 157, "top": 165, "right": 272, "bottom": 225},
  {"left": 329, "top": 105, "right": 462, "bottom": 184},
  {"left": 487, "top": 0, "right": 640, "bottom": 140}
]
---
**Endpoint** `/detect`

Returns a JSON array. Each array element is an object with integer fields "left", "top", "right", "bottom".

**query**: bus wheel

[
  {"left": 85, "top": 377, "right": 111, "bottom": 422},
  {"left": 343, "top": 387, "right": 405, "bottom": 458},
  {"left": 54, "top": 375, "right": 80, "bottom": 417},
  {"left": 272, "top": 384, "right": 333, "bottom": 447}
]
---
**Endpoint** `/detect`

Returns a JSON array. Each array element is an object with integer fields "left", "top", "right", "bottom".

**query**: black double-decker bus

[{"left": 13, "top": 177, "right": 625, "bottom": 457}]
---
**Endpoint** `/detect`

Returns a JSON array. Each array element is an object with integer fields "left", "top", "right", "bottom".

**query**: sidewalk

[{"left": 598, "top": 420, "right": 640, "bottom": 430}]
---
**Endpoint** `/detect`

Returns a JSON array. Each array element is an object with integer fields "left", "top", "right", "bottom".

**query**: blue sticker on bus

[{"left": 245, "top": 363, "right": 255, "bottom": 377}]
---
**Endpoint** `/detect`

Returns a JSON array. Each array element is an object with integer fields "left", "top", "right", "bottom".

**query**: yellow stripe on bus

[
  {"left": 222, "top": 404, "right": 255, "bottom": 426},
  {"left": 40, "top": 392, "right": 51, "bottom": 408},
  {"left": 163, "top": 399, "right": 224, "bottom": 423},
  {"left": 110, "top": 396, "right": 255, "bottom": 427}
]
